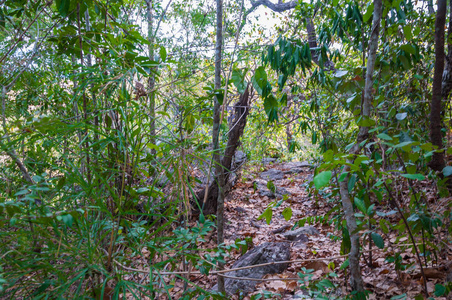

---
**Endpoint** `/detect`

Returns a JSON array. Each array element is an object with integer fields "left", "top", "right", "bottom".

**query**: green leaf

[
  {"left": 401, "top": 174, "right": 425, "bottom": 180},
  {"left": 338, "top": 172, "right": 348, "bottom": 182},
  {"left": 278, "top": 93, "right": 288, "bottom": 106},
  {"left": 442, "top": 166, "right": 452, "bottom": 177},
  {"left": 363, "top": 2, "right": 374, "bottom": 22},
  {"left": 313, "top": 171, "right": 332, "bottom": 189},
  {"left": 354, "top": 197, "right": 367, "bottom": 214},
  {"left": 371, "top": 232, "right": 384, "bottom": 249},
  {"left": 253, "top": 66, "right": 268, "bottom": 90},
  {"left": 264, "top": 95, "right": 279, "bottom": 122},
  {"left": 434, "top": 284, "right": 446, "bottom": 297},
  {"left": 56, "top": 0, "right": 71, "bottom": 17},
  {"left": 390, "top": 294, "right": 407, "bottom": 300},
  {"left": 282, "top": 207, "right": 292, "bottom": 221},
  {"left": 159, "top": 45, "right": 167, "bottom": 62},
  {"left": 60, "top": 214, "right": 74, "bottom": 227},
  {"left": 400, "top": 44, "right": 416, "bottom": 55},
  {"left": 348, "top": 174, "right": 357, "bottom": 193},
  {"left": 357, "top": 117, "right": 376, "bottom": 127},
  {"left": 267, "top": 180, "right": 276, "bottom": 193},
  {"left": 377, "top": 133, "right": 392, "bottom": 141},
  {"left": 257, "top": 207, "right": 273, "bottom": 225},
  {"left": 403, "top": 25, "right": 412, "bottom": 41},
  {"left": 232, "top": 69, "right": 247, "bottom": 94}
]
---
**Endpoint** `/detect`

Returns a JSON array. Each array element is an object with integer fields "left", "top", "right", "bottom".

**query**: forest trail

[{"left": 172, "top": 161, "right": 450, "bottom": 300}]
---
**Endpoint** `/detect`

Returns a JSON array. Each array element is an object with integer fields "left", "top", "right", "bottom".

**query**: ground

[{"left": 173, "top": 160, "right": 452, "bottom": 300}]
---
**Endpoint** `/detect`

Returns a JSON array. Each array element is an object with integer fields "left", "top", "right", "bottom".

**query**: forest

[{"left": 1, "top": 0, "right": 452, "bottom": 298}]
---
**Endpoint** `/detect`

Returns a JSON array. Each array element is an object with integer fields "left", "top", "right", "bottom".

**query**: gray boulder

[
  {"left": 260, "top": 168, "right": 284, "bottom": 181},
  {"left": 213, "top": 242, "right": 291, "bottom": 295},
  {"left": 282, "top": 226, "right": 320, "bottom": 241}
]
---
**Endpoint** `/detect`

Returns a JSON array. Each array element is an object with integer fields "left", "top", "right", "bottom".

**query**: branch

[{"left": 247, "top": 0, "right": 297, "bottom": 14}]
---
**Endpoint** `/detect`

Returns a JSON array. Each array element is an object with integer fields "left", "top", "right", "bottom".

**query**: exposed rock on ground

[
  {"left": 212, "top": 242, "right": 291, "bottom": 295},
  {"left": 282, "top": 226, "right": 320, "bottom": 241},
  {"left": 260, "top": 168, "right": 285, "bottom": 181}
]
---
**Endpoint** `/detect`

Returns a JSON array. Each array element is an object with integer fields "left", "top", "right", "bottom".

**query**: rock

[
  {"left": 253, "top": 179, "right": 291, "bottom": 198},
  {"left": 281, "top": 161, "right": 313, "bottom": 174},
  {"left": 260, "top": 168, "right": 284, "bottom": 181},
  {"left": 305, "top": 174, "right": 314, "bottom": 184},
  {"left": 262, "top": 157, "right": 277, "bottom": 164},
  {"left": 282, "top": 226, "right": 319, "bottom": 241},
  {"left": 212, "top": 242, "right": 290, "bottom": 295}
]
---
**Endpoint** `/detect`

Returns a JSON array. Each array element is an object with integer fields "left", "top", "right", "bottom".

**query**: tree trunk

[
  {"left": 212, "top": 0, "right": 226, "bottom": 293},
  {"left": 146, "top": 0, "right": 157, "bottom": 163},
  {"left": 441, "top": 0, "right": 452, "bottom": 128},
  {"left": 338, "top": 0, "right": 382, "bottom": 293},
  {"left": 198, "top": 87, "right": 250, "bottom": 214},
  {"left": 429, "top": 0, "right": 446, "bottom": 172}
]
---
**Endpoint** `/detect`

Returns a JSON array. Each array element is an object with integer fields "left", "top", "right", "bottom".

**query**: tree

[{"left": 429, "top": 0, "right": 446, "bottom": 172}]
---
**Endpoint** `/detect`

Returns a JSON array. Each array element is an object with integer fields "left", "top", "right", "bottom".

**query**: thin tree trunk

[
  {"left": 338, "top": 0, "right": 382, "bottom": 293},
  {"left": 146, "top": 0, "right": 157, "bottom": 161},
  {"left": 429, "top": 0, "right": 446, "bottom": 172},
  {"left": 77, "top": 3, "right": 91, "bottom": 184},
  {"left": 441, "top": 0, "right": 452, "bottom": 128},
  {"left": 213, "top": 0, "right": 225, "bottom": 293}
]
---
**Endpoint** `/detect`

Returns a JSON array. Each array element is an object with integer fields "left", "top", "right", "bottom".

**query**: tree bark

[
  {"left": 213, "top": 0, "right": 226, "bottom": 293},
  {"left": 146, "top": 0, "right": 157, "bottom": 162},
  {"left": 441, "top": 0, "right": 452, "bottom": 123},
  {"left": 338, "top": 0, "right": 382, "bottom": 293},
  {"left": 198, "top": 87, "right": 250, "bottom": 214},
  {"left": 429, "top": 0, "right": 446, "bottom": 172}
]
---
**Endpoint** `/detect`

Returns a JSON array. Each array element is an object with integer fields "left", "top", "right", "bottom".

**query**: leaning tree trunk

[
  {"left": 338, "top": 0, "right": 382, "bottom": 293},
  {"left": 198, "top": 86, "right": 250, "bottom": 214},
  {"left": 429, "top": 0, "right": 447, "bottom": 172}
]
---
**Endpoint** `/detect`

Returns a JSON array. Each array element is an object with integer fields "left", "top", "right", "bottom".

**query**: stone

[
  {"left": 282, "top": 226, "right": 320, "bottom": 241},
  {"left": 212, "top": 242, "right": 291, "bottom": 295},
  {"left": 260, "top": 168, "right": 284, "bottom": 181},
  {"left": 262, "top": 157, "right": 277, "bottom": 164},
  {"left": 281, "top": 161, "right": 313, "bottom": 174},
  {"left": 253, "top": 179, "right": 291, "bottom": 199}
]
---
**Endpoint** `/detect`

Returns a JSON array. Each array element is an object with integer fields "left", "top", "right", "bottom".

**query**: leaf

[
  {"left": 253, "top": 66, "right": 268, "bottom": 90},
  {"left": 390, "top": 293, "right": 407, "bottom": 300},
  {"left": 257, "top": 207, "right": 273, "bottom": 225},
  {"left": 357, "top": 117, "right": 376, "bottom": 127},
  {"left": 267, "top": 180, "right": 276, "bottom": 193},
  {"left": 377, "top": 133, "right": 392, "bottom": 141},
  {"left": 263, "top": 95, "right": 279, "bottom": 122},
  {"left": 232, "top": 69, "right": 246, "bottom": 93},
  {"left": 333, "top": 70, "right": 348, "bottom": 78},
  {"left": 363, "top": 2, "right": 374, "bottom": 22},
  {"left": 400, "top": 44, "right": 416, "bottom": 55},
  {"left": 60, "top": 214, "right": 74, "bottom": 227},
  {"left": 396, "top": 112, "right": 407, "bottom": 120},
  {"left": 434, "top": 284, "right": 446, "bottom": 297},
  {"left": 159, "top": 45, "right": 167, "bottom": 62},
  {"left": 371, "top": 232, "right": 384, "bottom": 249},
  {"left": 338, "top": 172, "right": 348, "bottom": 182},
  {"left": 403, "top": 25, "right": 412, "bottom": 41},
  {"left": 401, "top": 173, "right": 425, "bottom": 180},
  {"left": 442, "top": 166, "right": 452, "bottom": 177},
  {"left": 282, "top": 207, "right": 292, "bottom": 221},
  {"left": 354, "top": 197, "right": 367, "bottom": 214},
  {"left": 348, "top": 174, "right": 357, "bottom": 193},
  {"left": 56, "top": 0, "right": 71, "bottom": 17},
  {"left": 313, "top": 171, "right": 332, "bottom": 189}
]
